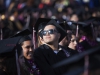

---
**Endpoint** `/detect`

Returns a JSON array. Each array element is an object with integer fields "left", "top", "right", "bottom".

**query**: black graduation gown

[
  {"left": 66, "top": 47, "right": 79, "bottom": 55},
  {"left": 34, "top": 44, "right": 70, "bottom": 75}
]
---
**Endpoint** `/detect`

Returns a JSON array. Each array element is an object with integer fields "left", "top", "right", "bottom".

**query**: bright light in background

[
  {"left": 1, "top": 15, "right": 5, "bottom": 20},
  {"left": 83, "top": 0, "right": 90, "bottom": 3},
  {"left": 10, "top": 16, "right": 15, "bottom": 21}
]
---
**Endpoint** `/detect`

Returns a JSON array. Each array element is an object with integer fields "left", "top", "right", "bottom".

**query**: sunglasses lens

[
  {"left": 42, "top": 31, "right": 47, "bottom": 35},
  {"left": 48, "top": 30, "right": 54, "bottom": 34},
  {"left": 42, "top": 29, "right": 57, "bottom": 36}
]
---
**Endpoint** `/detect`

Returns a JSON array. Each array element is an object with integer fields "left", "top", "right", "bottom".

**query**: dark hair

[
  {"left": 37, "top": 22, "right": 48, "bottom": 37},
  {"left": 67, "top": 31, "right": 76, "bottom": 45},
  {"left": 18, "top": 36, "right": 31, "bottom": 46},
  {"left": 18, "top": 36, "right": 33, "bottom": 75}
]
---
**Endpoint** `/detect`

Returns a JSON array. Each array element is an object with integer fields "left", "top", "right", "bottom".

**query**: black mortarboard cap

[
  {"left": 9, "top": 28, "right": 32, "bottom": 51},
  {"left": 0, "top": 36, "right": 21, "bottom": 56},
  {"left": 10, "top": 28, "right": 32, "bottom": 38},
  {"left": 79, "top": 23, "right": 95, "bottom": 38},
  {"left": 60, "top": 21, "right": 86, "bottom": 38},
  {"left": 59, "top": 21, "right": 71, "bottom": 30},
  {"left": 34, "top": 18, "right": 51, "bottom": 33},
  {"left": 87, "top": 17, "right": 100, "bottom": 22},
  {"left": 45, "top": 19, "right": 67, "bottom": 42},
  {"left": 82, "top": 24, "right": 92, "bottom": 33},
  {"left": 66, "top": 21, "right": 87, "bottom": 30},
  {"left": 76, "top": 21, "right": 87, "bottom": 28},
  {"left": 85, "top": 17, "right": 100, "bottom": 27}
]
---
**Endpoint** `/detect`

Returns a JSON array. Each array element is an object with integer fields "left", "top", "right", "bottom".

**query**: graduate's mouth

[
  {"left": 27, "top": 52, "right": 33, "bottom": 57},
  {"left": 45, "top": 36, "right": 51, "bottom": 38}
]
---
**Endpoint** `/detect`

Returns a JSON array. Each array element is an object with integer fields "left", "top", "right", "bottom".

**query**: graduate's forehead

[
  {"left": 22, "top": 40, "right": 33, "bottom": 47},
  {"left": 43, "top": 25, "right": 57, "bottom": 30}
]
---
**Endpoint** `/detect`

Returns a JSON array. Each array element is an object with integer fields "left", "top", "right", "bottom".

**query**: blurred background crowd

[
  {"left": 0, "top": 0, "right": 100, "bottom": 39},
  {"left": 0, "top": 0, "right": 100, "bottom": 75}
]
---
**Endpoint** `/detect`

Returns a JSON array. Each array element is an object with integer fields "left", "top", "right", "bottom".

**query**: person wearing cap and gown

[
  {"left": 0, "top": 35, "right": 41, "bottom": 75},
  {"left": 59, "top": 21, "right": 78, "bottom": 55},
  {"left": 11, "top": 28, "right": 41, "bottom": 75},
  {"left": 18, "top": 36, "right": 41, "bottom": 75},
  {"left": 0, "top": 29, "right": 34, "bottom": 75},
  {"left": 77, "top": 23, "right": 98, "bottom": 52},
  {"left": 66, "top": 32, "right": 79, "bottom": 55},
  {"left": 34, "top": 19, "right": 71, "bottom": 75},
  {"left": 75, "top": 22, "right": 99, "bottom": 75}
]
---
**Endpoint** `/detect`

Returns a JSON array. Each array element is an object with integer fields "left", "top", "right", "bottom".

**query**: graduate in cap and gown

[
  {"left": 34, "top": 19, "right": 72, "bottom": 75},
  {"left": 11, "top": 28, "right": 41, "bottom": 75},
  {"left": 76, "top": 23, "right": 98, "bottom": 52},
  {"left": 58, "top": 21, "right": 79, "bottom": 56},
  {"left": 74, "top": 20, "right": 99, "bottom": 75}
]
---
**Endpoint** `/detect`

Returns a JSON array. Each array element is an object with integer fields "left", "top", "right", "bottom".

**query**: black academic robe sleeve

[
  {"left": 34, "top": 48, "right": 57, "bottom": 75},
  {"left": 79, "top": 40, "right": 91, "bottom": 50}
]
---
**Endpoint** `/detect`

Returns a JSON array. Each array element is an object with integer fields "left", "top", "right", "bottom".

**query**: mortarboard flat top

[
  {"left": 0, "top": 36, "right": 21, "bottom": 55},
  {"left": 44, "top": 19, "right": 67, "bottom": 42},
  {"left": 59, "top": 21, "right": 71, "bottom": 30},
  {"left": 66, "top": 21, "right": 87, "bottom": 30},
  {"left": 87, "top": 17, "right": 100, "bottom": 21},
  {"left": 34, "top": 18, "right": 70, "bottom": 33},
  {"left": 10, "top": 28, "right": 32, "bottom": 38},
  {"left": 79, "top": 23, "right": 95, "bottom": 37},
  {"left": 85, "top": 17, "right": 100, "bottom": 27}
]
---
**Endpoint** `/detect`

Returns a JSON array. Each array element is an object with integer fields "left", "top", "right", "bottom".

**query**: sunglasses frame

[{"left": 42, "top": 29, "right": 58, "bottom": 36}]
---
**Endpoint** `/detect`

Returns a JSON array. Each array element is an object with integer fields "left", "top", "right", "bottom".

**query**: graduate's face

[
  {"left": 68, "top": 35, "right": 77, "bottom": 50},
  {"left": 21, "top": 40, "right": 33, "bottom": 60},
  {"left": 42, "top": 25, "right": 60, "bottom": 44}
]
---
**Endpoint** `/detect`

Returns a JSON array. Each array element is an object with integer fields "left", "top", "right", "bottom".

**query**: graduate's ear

[
  {"left": 38, "top": 36, "right": 44, "bottom": 45},
  {"left": 40, "top": 36, "right": 44, "bottom": 42}
]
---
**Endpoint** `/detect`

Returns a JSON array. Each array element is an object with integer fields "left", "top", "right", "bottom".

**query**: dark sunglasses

[{"left": 42, "top": 29, "right": 58, "bottom": 36}]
